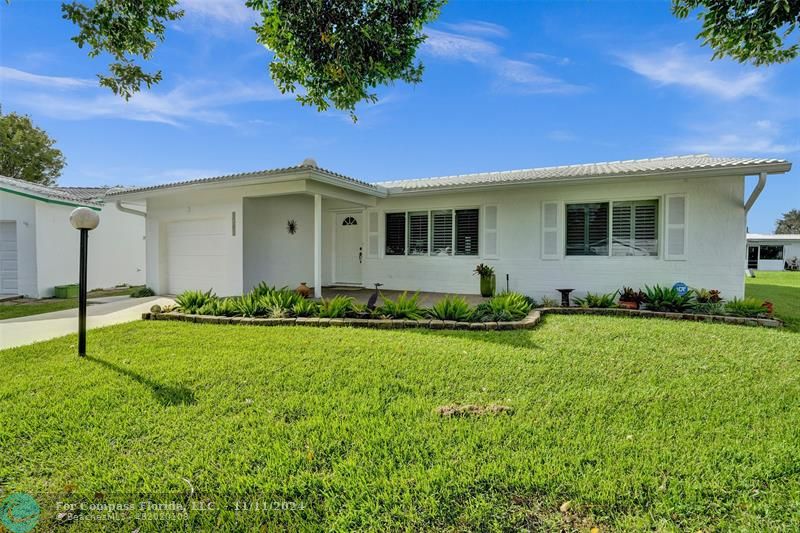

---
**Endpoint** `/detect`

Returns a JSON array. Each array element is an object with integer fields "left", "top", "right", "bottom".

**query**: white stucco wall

[
  {"left": 0, "top": 192, "right": 38, "bottom": 297},
  {"left": 362, "top": 175, "right": 747, "bottom": 299},
  {"left": 243, "top": 195, "right": 315, "bottom": 291},
  {"left": 34, "top": 202, "right": 146, "bottom": 297}
]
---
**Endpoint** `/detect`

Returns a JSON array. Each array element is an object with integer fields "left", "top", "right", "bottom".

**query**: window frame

[
  {"left": 563, "top": 197, "right": 662, "bottom": 259},
  {"left": 759, "top": 245, "right": 784, "bottom": 261},
  {"left": 381, "top": 206, "right": 482, "bottom": 258}
]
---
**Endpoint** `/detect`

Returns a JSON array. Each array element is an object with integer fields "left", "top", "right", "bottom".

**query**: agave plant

[
  {"left": 378, "top": 291, "right": 424, "bottom": 319},
  {"left": 235, "top": 293, "right": 266, "bottom": 317},
  {"left": 642, "top": 285, "right": 694, "bottom": 312},
  {"left": 292, "top": 299, "right": 319, "bottom": 317},
  {"left": 574, "top": 291, "right": 618, "bottom": 309},
  {"left": 250, "top": 281, "right": 276, "bottom": 298},
  {"left": 318, "top": 295, "right": 354, "bottom": 318},
  {"left": 472, "top": 292, "right": 531, "bottom": 322},
  {"left": 174, "top": 289, "right": 216, "bottom": 314},
  {"left": 428, "top": 295, "right": 473, "bottom": 321}
]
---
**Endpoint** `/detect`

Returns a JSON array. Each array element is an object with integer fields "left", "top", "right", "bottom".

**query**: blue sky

[{"left": 1, "top": 0, "right": 798, "bottom": 233}]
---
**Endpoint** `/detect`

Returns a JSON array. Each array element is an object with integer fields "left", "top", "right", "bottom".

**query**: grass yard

[
  {"left": 2, "top": 315, "right": 800, "bottom": 531},
  {"left": 746, "top": 271, "right": 800, "bottom": 332},
  {"left": 0, "top": 286, "right": 145, "bottom": 321}
]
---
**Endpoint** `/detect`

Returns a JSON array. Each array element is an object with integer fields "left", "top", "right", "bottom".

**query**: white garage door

[
  {"left": 0, "top": 221, "right": 18, "bottom": 295},
  {"left": 166, "top": 218, "right": 228, "bottom": 294}
]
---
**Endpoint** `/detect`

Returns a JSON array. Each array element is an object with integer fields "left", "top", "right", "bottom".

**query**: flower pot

[
  {"left": 480, "top": 274, "right": 496, "bottom": 297},
  {"left": 618, "top": 300, "right": 639, "bottom": 310},
  {"left": 295, "top": 282, "right": 312, "bottom": 299}
]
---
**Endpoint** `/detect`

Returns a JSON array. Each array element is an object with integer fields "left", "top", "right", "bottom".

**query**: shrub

[
  {"left": 642, "top": 285, "right": 694, "bottom": 312},
  {"left": 473, "top": 263, "right": 495, "bottom": 277},
  {"left": 292, "top": 299, "right": 319, "bottom": 317},
  {"left": 235, "top": 293, "right": 266, "bottom": 317},
  {"left": 318, "top": 295, "right": 354, "bottom": 318},
  {"left": 724, "top": 297, "right": 768, "bottom": 317},
  {"left": 428, "top": 295, "right": 473, "bottom": 321},
  {"left": 619, "top": 286, "right": 646, "bottom": 304},
  {"left": 175, "top": 289, "right": 215, "bottom": 314},
  {"left": 695, "top": 288, "right": 723, "bottom": 304},
  {"left": 130, "top": 286, "right": 155, "bottom": 298},
  {"left": 251, "top": 281, "right": 276, "bottom": 298},
  {"left": 379, "top": 291, "right": 425, "bottom": 319},
  {"left": 539, "top": 296, "right": 559, "bottom": 308},
  {"left": 473, "top": 292, "right": 531, "bottom": 322},
  {"left": 574, "top": 291, "right": 618, "bottom": 308},
  {"left": 692, "top": 302, "right": 726, "bottom": 316},
  {"left": 260, "top": 289, "right": 304, "bottom": 317}
]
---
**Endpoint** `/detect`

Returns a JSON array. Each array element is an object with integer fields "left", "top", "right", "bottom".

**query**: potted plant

[
  {"left": 618, "top": 286, "right": 645, "bottom": 309},
  {"left": 473, "top": 263, "right": 496, "bottom": 297}
]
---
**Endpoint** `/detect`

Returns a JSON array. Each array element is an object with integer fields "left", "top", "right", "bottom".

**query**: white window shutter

[
  {"left": 664, "top": 194, "right": 687, "bottom": 260},
  {"left": 367, "top": 210, "right": 379, "bottom": 258},
  {"left": 483, "top": 205, "right": 498, "bottom": 258},
  {"left": 542, "top": 201, "right": 560, "bottom": 259}
]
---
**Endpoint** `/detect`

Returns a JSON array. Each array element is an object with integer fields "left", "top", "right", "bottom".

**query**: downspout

[
  {"left": 744, "top": 172, "right": 767, "bottom": 213},
  {"left": 115, "top": 200, "right": 146, "bottom": 217}
]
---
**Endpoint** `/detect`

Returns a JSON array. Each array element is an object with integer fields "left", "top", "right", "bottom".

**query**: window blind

[
  {"left": 612, "top": 200, "right": 658, "bottom": 256},
  {"left": 407, "top": 212, "right": 429, "bottom": 255},
  {"left": 566, "top": 203, "right": 608, "bottom": 256},
  {"left": 431, "top": 210, "right": 453, "bottom": 255},
  {"left": 385, "top": 213, "right": 406, "bottom": 255},
  {"left": 455, "top": 209, "right": 479, "bottom": 256}
]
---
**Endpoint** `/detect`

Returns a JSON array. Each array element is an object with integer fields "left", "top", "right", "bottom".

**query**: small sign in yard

[{"left": 673, "top": 282, "right": 690, "bottom": 296}]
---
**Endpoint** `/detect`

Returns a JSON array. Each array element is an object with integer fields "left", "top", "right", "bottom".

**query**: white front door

[
  {"left": 0, "top": 221, "right": 18, "bottom": 294},
  {"left": 334, "top": 213, "right": 363, "bottom": 285}
]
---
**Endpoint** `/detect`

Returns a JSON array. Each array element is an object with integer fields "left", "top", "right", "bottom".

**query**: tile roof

[
  {"left": 106, "top": 161, "right": 379, "bottom": 197},
  {"left": 55, "top": 186, "right": 112, "bottom": 202},
  {"left": 0, "top": 175, "right": 101, "bottom": 206},
  {"left": 377, "top": 154, "right": 792, "bottom": 191}
]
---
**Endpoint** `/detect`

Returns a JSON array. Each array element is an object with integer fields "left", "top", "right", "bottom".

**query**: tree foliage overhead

[
  {"left": 247, "top": 0, "right": 445, "bottom": 119},
  {"left": 776, "top": 209, "right": 800, "bottom": 234},
  {"left": 673, "top": 0, "right": 800, "bottom": 65},
  {"left": 61, "top": 0, "right": 183, "bottom": 100},
  {"left": 0, "top": 110, "right": 66, "bottom": 186}
]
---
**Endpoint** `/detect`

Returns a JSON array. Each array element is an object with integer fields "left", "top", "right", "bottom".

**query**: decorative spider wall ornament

[{"left": 287, "top": 219, "right": 298, "bottom": 234}]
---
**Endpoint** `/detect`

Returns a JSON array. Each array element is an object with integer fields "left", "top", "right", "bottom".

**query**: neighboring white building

[
  {"left": 0, "top": 176, "right": 146, "bottom": 298},
  {"left": 107, "top": 154, "right": 792, "bottom": 300},
  {"left": 746, "top": 233, "right": 800, "bottom": 271}
]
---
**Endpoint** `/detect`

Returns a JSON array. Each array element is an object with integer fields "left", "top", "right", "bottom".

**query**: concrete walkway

[{"left": 0, "top": 296, "right": 174, "bottom": 350}]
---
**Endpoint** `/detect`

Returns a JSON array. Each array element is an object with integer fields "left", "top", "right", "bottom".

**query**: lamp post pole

[
  {"left": 70, "top": 207, "right": 100, "bottom": 357},
  {"left": 78, "top": 228, "right": 89, "bottom": 356}
]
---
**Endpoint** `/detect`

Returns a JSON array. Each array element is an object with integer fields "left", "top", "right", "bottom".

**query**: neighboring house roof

[
  {"left": 106, "top": 154, "right": 792, "bottom": 199},
  {"left": 106, "top": 159, "right": 380, "bottom": 198},
  {"left": 0, "top": 175, "right": 101, "bottom": 209},
  {"left": 747, "top": 233, "right": 800, "bottom": 241},
  {"left": 377, "top": 155, "right": 792, "bottom": 192},
  {"left": 56, "top": 186, "right": 112, "bottom": 202}
]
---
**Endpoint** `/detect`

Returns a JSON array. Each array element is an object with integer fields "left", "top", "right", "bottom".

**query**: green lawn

[
  {"left": 2, "top": 316, "right": 800, "bottom": 530},
  {"left": 0, "top": 286, "right": 145, "bottom": 320},
  {"left": 746, "top": 271, "right": 800, "bottom": 332}
]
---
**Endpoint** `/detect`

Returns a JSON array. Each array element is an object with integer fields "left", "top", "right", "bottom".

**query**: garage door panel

[
  {"left": 166, "top": 218, "right": 230, "bottom": 294},
  {"left": 0, "top": 221, "right": 18, "bottom": 294}
]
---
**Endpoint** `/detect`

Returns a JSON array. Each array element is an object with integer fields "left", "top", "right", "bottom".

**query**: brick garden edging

[
  {"left": 141, "top": 306, "right": 783, "bottom": 330},
  {"left": 540, "top": 307, "right": 783, "bottom": 328},
  {"left": 141, "top": 310, "right": 543, "bottom": 330}
]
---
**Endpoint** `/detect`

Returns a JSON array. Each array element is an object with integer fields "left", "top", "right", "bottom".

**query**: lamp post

[{"left": 70, "top": 207, "right": 100, "bottom": 356}]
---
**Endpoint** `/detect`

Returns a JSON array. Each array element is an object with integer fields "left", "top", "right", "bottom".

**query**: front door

[
  {"left": 335, "top": 213, "right": 363, "bottom": 285},
  {"left": 748, "top": 246, "right": 759, "bottom": 270}
]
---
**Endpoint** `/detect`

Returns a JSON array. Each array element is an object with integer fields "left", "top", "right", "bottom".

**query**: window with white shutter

[
  {"left": 541, "top": 202, "right": 559, "bottom": 259},
  {"left": 566, "top": 203, "right": 609, "bottom": 256},
  {"left": 664, "top": 194, "right": 687, "bottom": 260},
  {"left": 483, "top": 205, "right": 498, "bottom": 258},
  {"left": 612, "top": 200, "right": 658, "bottom": 256},
  {"left": 455, "top": 209, "right": 479, "bottom": 255},
  {"left": 431, "top": 210, "right": 453, "bottom": 256},
  {"left": 367, "top": 210, "right": 379, "bottom": 258},
  {"left": 385, "top": 213, "right": 406, "bottom": 255},
  {"left": 407, "top": 212, "right": 429, "bottom": 255}
]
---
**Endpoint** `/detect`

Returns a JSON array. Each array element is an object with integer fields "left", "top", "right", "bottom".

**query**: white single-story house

[
  {"left": 0, "top": 176, "right": 146, "bottom": 298},
  {"left": 107, "top": 154, "right": 792, "bottom": 300},
  {"left": 747, "top": 233, "right": 800, "bottom": 271}
]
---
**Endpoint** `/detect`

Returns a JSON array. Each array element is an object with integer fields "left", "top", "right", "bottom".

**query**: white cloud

[
  {"left": 675, "top": 120, "right": 799, "bottom": 155},
  {"left": 619, "top": 45, "right": 768, "bottom": 100},
  {"left": 2, "top": 66, "right": 288, "bottom": 126},
  {"left": 440, "top": 20, "right": 509, "bottom": 38},
  {"left": 423, "top": 27, "right": 583, "bottom": 94},
  {"left": 0, "top": 66, "right": 94, "bottom": 89},
  {"left": 180, "top": 0, "right": 257, "bottom": 25},
  {"left": 548, "top": 129, "right": 578, "bottom": 142}
]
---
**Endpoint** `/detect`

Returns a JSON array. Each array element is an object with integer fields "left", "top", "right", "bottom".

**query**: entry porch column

[{"left": 314, "top": 193, "right": 322, "bottom": 299}]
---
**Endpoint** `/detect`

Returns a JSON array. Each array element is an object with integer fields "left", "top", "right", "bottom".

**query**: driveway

[{"left": 0, "top": 296, "right": 174, "bottom": 350}]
